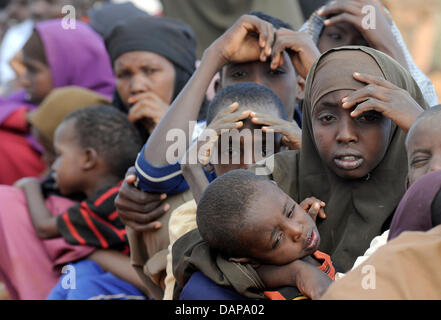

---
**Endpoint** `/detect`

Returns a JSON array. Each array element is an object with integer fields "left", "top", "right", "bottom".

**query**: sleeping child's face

[
  {"left": 406, "top": 116, "right": 441, "bottom": 187},
  {"left": 52, "top": 119, "right": 87, "bottom": 195},
  {"left": 312, "top": 89, "right": 392, "bottom": 179},
  {"left": 238, "top": 180, "right": 320, "bottom": 265}
]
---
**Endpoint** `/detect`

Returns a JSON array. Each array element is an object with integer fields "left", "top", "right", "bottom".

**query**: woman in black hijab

[{"left": 105, "top": 16, "right": 201, "bottom": 141}]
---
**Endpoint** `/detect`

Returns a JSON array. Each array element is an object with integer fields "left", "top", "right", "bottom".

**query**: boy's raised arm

[{"left": 144, "top": 14, "right": 276, "bottom": 167}]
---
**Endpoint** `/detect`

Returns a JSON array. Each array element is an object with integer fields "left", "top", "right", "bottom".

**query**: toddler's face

[
  {"left": 51, "top": 119, "right": 86, "bottom": 195},
  {"left": 406, "top": 119, "right": 441, "bottom": 187},
  {"left": 238, "top": 181, "right": 320, "bottom": 265}
]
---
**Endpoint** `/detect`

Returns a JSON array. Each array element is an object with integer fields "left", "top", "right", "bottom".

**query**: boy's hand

[
  {"left": 341, "top": 72, "right": 424, "bottom": 133},
  {"left": 198, "top": 102, "right": 251, "bottom": 165},
  {"left": 250, "top": 111, "right": 302, "bottom": 150},
  {"left": 294, "top": 258, "right": 333, "bottom": 300},
  {"left": 300, "top": 197, "right": 326, "bottom": 222},
  {"left": 256, "top": 258, "right": 332, "bottom": 300},
  {"left": 317, "top": 0, "right": 407, "bottom": 69},
  {"left": 14, "top": 177, "right": 40, "bottom": 190},
  {"left": 210, "top": 14, "right": 275, "bottom": 65},
  {"left": 115, "top": 167, "right": 170, "bottom": 232},
  {"left": 270, "top": 28, "right": 320, "bottom": 79},
  {"left": 127, "top": 92, "right": 170, "bottom": 134}
]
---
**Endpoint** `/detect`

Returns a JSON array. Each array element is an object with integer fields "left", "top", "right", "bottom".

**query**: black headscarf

[
  {"left": 88, "top": 2, "right": 149, "bottom": 40},
  {"left": 106, "top": 15, "right": 197, "bottom": 100},
  {"left": 105, "top": 16, "right": 202, "bottom": 141}
]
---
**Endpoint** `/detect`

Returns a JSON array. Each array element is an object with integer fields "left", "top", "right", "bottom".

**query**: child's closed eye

[{"left": 411, "top": 156, "right": 430, "bottom": 168}]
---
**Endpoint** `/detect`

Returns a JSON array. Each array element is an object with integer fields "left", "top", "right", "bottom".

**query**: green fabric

[{"left": 172, "top": 46, "right": 429, "bottom": 298}]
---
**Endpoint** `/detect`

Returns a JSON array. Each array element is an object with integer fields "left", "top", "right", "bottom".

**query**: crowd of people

[{"left": 0, "top": 0, "right": 440, "bottom": 300}]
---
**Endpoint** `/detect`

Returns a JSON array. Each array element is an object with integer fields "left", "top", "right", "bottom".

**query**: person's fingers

[
  {"left": 128, "top": 100, "right": 161, "bottom": 123},
  {"left": 115, "top": 194, "right": 164, "bottom": 214},
  {"left": 125, "top": 174, "right": 137, "bottom": 185},
  {"left": 270, "top": 33, "right": 289, "bottom": 69},
  {"left": 220, "top": 109, "right": 251, "bottom": 124},
  {"left": 117, "top": 183, "right": 166, "bottom": 206},
  {"left": 323, "top": 12, "right": 361, "bottom": 29},
  {"left": 352, "top": 72, "right": 396, "bottom": 89},
  {"left": 118, "top": 202, "right": 170, "bottom": 225},
  {"left": 349, "top": 98, "right": 384, "bottom": 118},
  {"left": 261, "top": 23, "right": 275, "bottom": 61},
  {"left": 318, "top": 208, "right": 327, "bottom": 220},
  {"left": 308, "top": 202, "right": 321, "bottom": 216},
  {"left": 262, "top": 126, "right": 287, "bottom": 135},
  {"left": 124, "top": 219, "right": 163, "bottom": 233},
  {"left": 341, "top": 85, "right": 388, "bottom": 110},
  {"left": 300, "top": 198, "right": 313, "bottom": 210},
  {"left": 128, "top": 91, "right": 162, "bottom": 105},
  {"left": 317, "top": 1, "right": 363, "bottom": 17}
]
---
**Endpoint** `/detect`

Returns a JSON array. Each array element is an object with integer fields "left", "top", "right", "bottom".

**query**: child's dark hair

[
  {"left": 248, "top": 11, "right": 293, "bottom": 30},
  {"left": 206, "top": 82, "right": 287, "bottom": 125},
  {"left": 63, "top": 105, "right": 143, "bottom": 178},
  {"left": 197, "top": 169, "right": 269, "bottom": 258}
]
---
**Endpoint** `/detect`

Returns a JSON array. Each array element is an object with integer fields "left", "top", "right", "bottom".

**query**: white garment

[
  {"left": 335, "top": 229, "right": 389, "bottom": 280},
  {"left": 0, "top": 19, "right": 34, "bottom": 89}
]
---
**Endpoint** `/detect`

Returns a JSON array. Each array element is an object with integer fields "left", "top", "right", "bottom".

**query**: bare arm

[
  {"left": 256, "top": 258, "right": 332, "bottom": 300},
  {"left": 15, "top": 177, "right": 60, "bottom": 239},
  {"left": 181, "top": 141, "right": 210, "bottom": 204},
  {"left": 144, "top": 14, "right": 276, "bottom": 166}
]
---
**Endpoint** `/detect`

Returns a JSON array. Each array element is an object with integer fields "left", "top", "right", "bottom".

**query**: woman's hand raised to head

[
  {"left": 115, "top": 166, "right": 170, "bottom": 232},
  {"left": 341, "top": 72, "right": 424, "bottom": 133},
  {"left": 270, "top": 28, "right": 321, "bottom": 80},
  {"left": 208, "top": 14, "right": 275, "bottom": 65},
  {"left": 317, "top": 0, "right": 407, "bottom": 70}
]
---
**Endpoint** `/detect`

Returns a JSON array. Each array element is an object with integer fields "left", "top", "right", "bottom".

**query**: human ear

[
  {"left": 82, "top": 147, "right": 98, "bottom": 171},
  {"left": 214, "top": 77, "right": 222, "bottom": 94},
  {"left": 296, "top": 75, "right": 305, "bottom": 101},
  {"left": 405, "top": 174, "right": 410, "bottom": 190}
]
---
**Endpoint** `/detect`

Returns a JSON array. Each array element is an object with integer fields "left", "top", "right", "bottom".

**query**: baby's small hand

[{"left": 300, "top": 197, "right": 326, "bottom": 222}]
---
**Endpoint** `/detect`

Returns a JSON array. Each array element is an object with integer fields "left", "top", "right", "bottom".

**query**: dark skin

[
  {"left": 317, "top": 0, "right": 408, "bottom": 70},
  {"left": 30, "top": 125, "right": 56, "bottom": 170},
  {"left": 115, "top": 14, "right": 321, "bottom": 232},
  {"left": 182, "top": 118, "right": 328, "bottom": 299},
  {"left": 406, "top": 116, "right": 441, "bottom": 187},
  {"left": 182, "top": 101, "right": 284, "bottom": 202},
  {"left": 15, "top": 119, "right": 121, "bottom": 239},
  {"left": 313, "top": 89, "right": 392, "bottom": 180},
  {"left": 19, "top": 54, "right": 53, "bottom": 105},
  {"left": 114, "top": 50, "right": 175, "bottom": 134}
]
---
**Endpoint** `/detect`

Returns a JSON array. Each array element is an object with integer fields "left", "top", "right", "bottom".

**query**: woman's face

[
  {"left": 312, "top": 89, "right": 391, "bottom": 179},
  {"left": 318, "top": 22, "right": 368, "bottom": 53},
  {"left": 114, "top": 51, "right": 176, "bottom": 110},
  {"left": 20, "top": 55, "right": 53, "bottom": 104}
]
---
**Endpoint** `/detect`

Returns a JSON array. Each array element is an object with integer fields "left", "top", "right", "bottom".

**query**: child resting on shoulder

[
  {"left": 17, "top": 105, "right": 143, "bottom": 252},
  {"left": 196, "top": 169, "right": 334, "bottom": 300}
]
